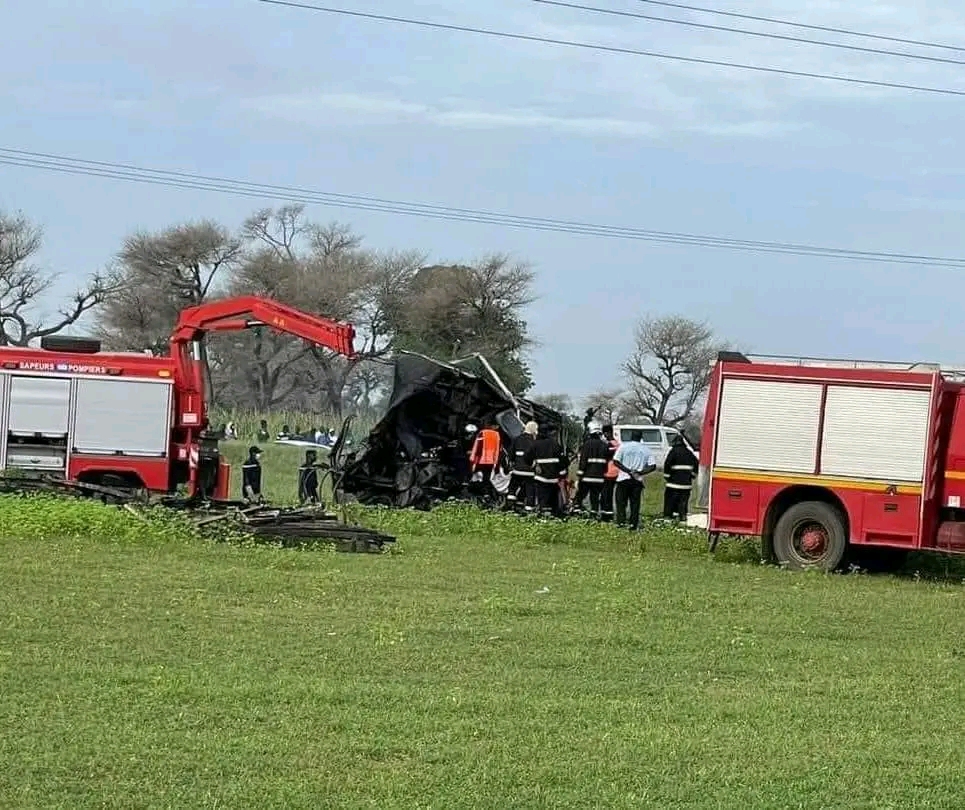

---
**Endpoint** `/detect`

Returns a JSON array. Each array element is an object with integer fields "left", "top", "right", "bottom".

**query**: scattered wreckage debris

[
  {"left": 0, "top": 473, "right": 395, "bottom": 554},
  {"left": 337, "top": 351, "right": 567, "bottom": 510},
  {"left": 183, "top": 501, "right": 396, "bottom": 553}
]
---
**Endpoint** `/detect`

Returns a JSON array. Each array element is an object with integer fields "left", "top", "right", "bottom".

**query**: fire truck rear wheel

[{"left": 772, "top": 501, "right": 847, "bottom": 572}]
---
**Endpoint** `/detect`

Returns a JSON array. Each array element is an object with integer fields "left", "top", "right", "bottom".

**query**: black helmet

[{"left": 249, "top": 445, "right": 262, "bottom": 456}]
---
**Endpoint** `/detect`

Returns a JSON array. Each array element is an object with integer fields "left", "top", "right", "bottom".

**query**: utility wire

[
  {"left": 2, "top": 146, "right": 965, "bottom": 269},
  {"left": 533, "top": 0, "right": 965, "bottom": 67},
  {"left": 255, "top": 0, "right": 965, "bottom": 98},
  {"left": 632, "top": 0, "right": 965, "bottom": 54}
]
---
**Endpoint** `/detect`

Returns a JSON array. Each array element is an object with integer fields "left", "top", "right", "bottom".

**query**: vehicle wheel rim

[{"left": 790, "top": 520, "right": 831, "bottom": 565}]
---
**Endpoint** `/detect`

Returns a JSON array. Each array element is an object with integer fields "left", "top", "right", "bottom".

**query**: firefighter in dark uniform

[
  {"left": 242, "top": 445, "right": 263, "bottom": 503},
  {"left": 600, "top": 425, "right": 619, "bottom": 522},
  {"left": 508, "top": 420, "right": 538, "bottom": 512},
  {"left": 573, "top": 421, "right": 609, "bottom": 518},
  {"left": 662, "top": 433, "right": 698, "bottom": 520},
  {"left": 298, "top": 449, "right": 321, "bottom": 505},
  {"left": 525, "top": 426, "right": 567, "bottom": 517}
]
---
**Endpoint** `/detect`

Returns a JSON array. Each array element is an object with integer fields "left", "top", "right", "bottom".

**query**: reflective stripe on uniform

[
  {"left": 665, "top": 483, "right": 692, "bottom": 490},
  {"left": 534, "top": 475, "right": 561, "bottom": 484},
  {"left": 672, "top": 465, "right": 695, "bottom": 471},
  {"left": 512, "top": 470, "right": 534, "bottom": 477},
  {"left": 581, "top": 476, "right": 605, "bottom": 484},
  {"left": 536, "top": 458, "right": 559, "bottom": 464},
  {"left": 587, "top": 457, "right": 608, "bottom": 464}
]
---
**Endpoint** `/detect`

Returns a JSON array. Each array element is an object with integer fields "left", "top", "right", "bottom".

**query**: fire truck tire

[{"left": 772, "top": 501, "right": 847, "bottom": 571}]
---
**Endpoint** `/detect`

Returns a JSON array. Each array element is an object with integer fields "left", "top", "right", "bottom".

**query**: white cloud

[
  {"left": 241, "top": 90, "right": 663, "bottom": 137},
  {"left": 240, "top": 88, "right": 805, "bottom": 140}
]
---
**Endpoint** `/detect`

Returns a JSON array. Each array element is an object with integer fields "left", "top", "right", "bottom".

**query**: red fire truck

[
  {"left": 699, "top": 351, "right": 965, "bottom": 570},
  {"left": 0, "top": 296, "right": 355, "bottom": 500}
]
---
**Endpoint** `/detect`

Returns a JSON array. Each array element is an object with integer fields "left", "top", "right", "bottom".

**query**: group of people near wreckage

[{"left": 465, "top": 420, "right": 699, "bottom": 531}]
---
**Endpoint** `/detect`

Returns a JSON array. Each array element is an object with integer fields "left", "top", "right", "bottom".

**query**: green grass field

[{"left": 4, "top": 454, "right": 965, "bottom": 807}]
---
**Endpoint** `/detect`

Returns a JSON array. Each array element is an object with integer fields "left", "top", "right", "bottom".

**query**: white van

[{"left": 612, "top": 423, "right": 680, "bottom": 466}]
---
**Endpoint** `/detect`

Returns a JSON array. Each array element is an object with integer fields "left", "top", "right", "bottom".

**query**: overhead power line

[
  {"left": 1, "top": 146, "right": 964, "bottom": 270},
  {"left": 533, "top": 0, "right": 965, "bottom": 67},
  {"left": 255, "top": 0, "right": 965, "bottom": 98},
  {"left": 632, "top": 0, "right": 965, "bottom": 54}
]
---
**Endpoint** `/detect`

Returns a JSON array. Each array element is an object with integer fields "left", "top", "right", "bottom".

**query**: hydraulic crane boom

[{"left": 170, "top": 295, "right": 357, "bottom": 357}]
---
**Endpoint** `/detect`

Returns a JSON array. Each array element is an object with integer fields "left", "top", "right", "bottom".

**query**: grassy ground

[{"left": 5, "top": 480, "right": 965, "bottom": 806}]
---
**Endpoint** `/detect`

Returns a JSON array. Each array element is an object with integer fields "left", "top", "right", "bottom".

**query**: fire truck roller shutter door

[
  {"left": 821, "top": 386, "right": 931, "bottom": 483},
  {"left": 714, "top": 378, "right": 823, "bottom": 474},
  {"left": 8, "top": 376, "right": 71, "bottom": 437},
  {"left": 72, "top": 378, "right": 173, "bottom": 456}
]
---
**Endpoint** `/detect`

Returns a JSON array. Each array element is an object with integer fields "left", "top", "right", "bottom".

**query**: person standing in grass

[
  {"left": 525, "top": 426, "right": 567, "bottom": 518},
  {"left": 612, "top": 430, "right": 656, "bottom": 531},
  {"left": 662, "top": 433, "right": 698, "bottom": 520},
  {"left": 470, "top": 423, "right": 502, "bottom": 485},
  {"left": 298, "top": 449, "right": 320, "bottom": 505},
  {"left": 573, "top": 421, "right": 609, "bottom": 518},
  {"left": 242, "top": 445, "right": 263, "bottom": 503},
  {"left": 257, "top": 419, "right": 270, "bottom": 443}
]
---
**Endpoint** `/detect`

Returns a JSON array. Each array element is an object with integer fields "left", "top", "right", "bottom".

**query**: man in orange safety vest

[{"left": 470, "top": 424, "right": 502, "bottom": 484}]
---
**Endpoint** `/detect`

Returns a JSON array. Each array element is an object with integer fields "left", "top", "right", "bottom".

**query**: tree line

[{"left": 0, "top": 207, "right": 729, "bottom": 428}]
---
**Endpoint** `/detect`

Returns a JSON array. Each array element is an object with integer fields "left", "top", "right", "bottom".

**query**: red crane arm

[{"left": 170, "top": 295, "right": 356, "bottom": 357}]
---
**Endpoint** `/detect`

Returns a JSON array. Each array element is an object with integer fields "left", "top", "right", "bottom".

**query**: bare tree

[
  {"left": 97, "top": 220, "right": 242, "bottom": 351},
  {"left": 243, "top": 206, "right": 300, "bottom": 261},
  {"left": 309, "top": 221, "right": 363, "bottom": 258},
  {"left": 0, "top": 211, "right": 119, "bottom": 346},
  {"left": 623, "top": 315, "right": 726, "bottom": 426}
]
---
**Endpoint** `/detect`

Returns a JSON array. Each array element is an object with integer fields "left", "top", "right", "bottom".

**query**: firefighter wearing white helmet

[{"left": 573, "top": 420, "right": 609, "bottom": 518}]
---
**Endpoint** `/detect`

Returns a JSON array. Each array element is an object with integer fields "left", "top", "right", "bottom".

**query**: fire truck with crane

[
  {"left": 698, "top": 351, "right": 965, "bottom": 570},
  {"left": 0, "top": 296, "right": 356, "bottom": 501}
]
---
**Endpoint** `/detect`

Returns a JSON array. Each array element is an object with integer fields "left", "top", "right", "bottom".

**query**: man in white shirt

[{"left": 612, "top": 429, "right": 656, "bottom": 530}]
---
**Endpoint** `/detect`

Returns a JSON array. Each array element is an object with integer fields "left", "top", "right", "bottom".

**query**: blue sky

[{"left": 3, "top": 0, "right": 965, "bottom": 400}]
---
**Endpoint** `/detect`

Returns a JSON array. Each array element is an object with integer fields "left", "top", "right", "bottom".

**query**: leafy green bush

[{"left": 0, "top": 494, "right": 201, "bottom": 544}]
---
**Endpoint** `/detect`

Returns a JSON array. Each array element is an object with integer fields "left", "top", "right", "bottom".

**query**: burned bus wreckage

[{"left": 338, "top": 352, "right": 566, "bottom": 509}]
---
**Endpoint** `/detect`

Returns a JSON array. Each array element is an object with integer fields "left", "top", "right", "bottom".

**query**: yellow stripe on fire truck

[{"left": 712, "top": 467, "right": 923, "bottom": 495}]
